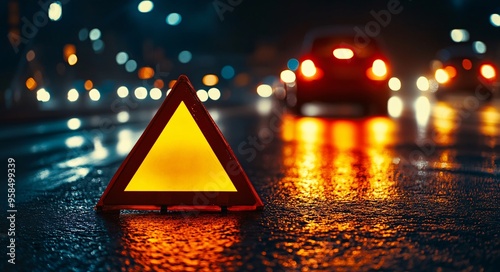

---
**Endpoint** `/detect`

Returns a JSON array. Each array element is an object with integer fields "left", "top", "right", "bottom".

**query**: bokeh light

[
  {"left": 197, "top": 89, "right": 209, "bottom": 102},
  {"left": 37, "top": 88, "right": 50, "bottom": 102},
  {"left": 117, "top": 86, "right": 129, "bottom": 98},
  {"left": 490, "top": 13, "right": 500, "bottom": 27},
  {"left": 300, "top": 60, "right": 317, "bottom": 77},
  {"left": 116, "top": 52, "right": 129, "bottom": 65},
  {"left": 89, "top": 88, "right": 101, "bottom": 101},
  {"left": 434, "top": 69, "right": 449, "bottom": 84},
  {"left": 117, "top": 111, "right": 130, "bottom": 123},
  {"left": 287, "top": 58, "right": 299, "bottom": 71},
  {"left": 134, "top": 87, "right": 147, "bottom": 100},
  {"left": 138, "top": 0, "right": 154, "bottom": 13},
  {"left": 67, "top": 88, "right": 79, "bottom": 102},
  {"left": 178, "top": 50, "right": 192, "bottom": 63},
  {"left": 138, "top": 67, "right": 155, "bottom": 80},
  {"left": 208, "top": 87, "right": 221, "bottom": 100},
  {"left": 388, "top": 77, "right": 401, "bottom": 91},
  {"left": 149, "top": 88, "right": 162, "bottom": 100},
  {"left": 67, "top": 54, "right": 78, "bottom": 65},
  {"left": 416, "top": 76, "right": 429, "bottom": 91},
  {"left": 257, "top": 84, "right": 273, "bottom": 98},
  {"left": 372, "top": 59, "right": 387, "bottom": 77},
  {"left": 387, "top": 96, "right": 403, "bottom": 118},
  {"left": 26, "top": 50, "right": 35, "bottom": 62},
  {"left": 473, "top": 41, "right": 486, "bottom": 54},
  {"left": 202, "top": 74, "right": 219, "bottom": 86},
  {"left": 480, "top": 64, "right": 496, "bottom": 79},
  {"left": 25, "top": 77, "right": 37, "bottom": 90},
  {"left": 221, "top": 65, "right": 235, "bottom": 79},
  {"left": 444, "top": 66, "right": 456, "bottom": 78},
  {"left": 450, "top": 29, "right": 469, "bottom": 42},
  {"left": 48, "top": 2, "right": 62, "bottom": 21},
  {"left": 89, "top": 28, "right": 101, "bottom": 41},
  {"left": 92, "top": 40, "right": 105, "bottom": 53},
  {"left": 67, "top": 118, "right": 81, "bottom": 130},
  {"left": 154, "top": 79, "right": 164, "bottom": 89},
  {"left": 462, "top": 59, "right": 472, "bottom": 70},
  {"left": 280, "top": 70, "right": 296, "bottom": 83},
  {"left": 166, "top": 13, "right": 182, "bottom": 25},
  {"left": 125, "top": 60, "right": 137, "bottom": 72},
  {"left": 84, "top": 80, "right": 93, "bottom": 91},
  {"left": 78, "top": 28, "right": 88, "bottom": 41}
]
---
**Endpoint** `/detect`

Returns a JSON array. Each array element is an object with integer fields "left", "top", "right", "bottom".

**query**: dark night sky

[{"left": 2, "top": 0, "right": 500, "bottom": 90}]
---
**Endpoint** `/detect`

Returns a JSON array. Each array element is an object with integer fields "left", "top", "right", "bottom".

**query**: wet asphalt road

[{"left": 1, "top": 94, "right": 499, "bottom": 271}]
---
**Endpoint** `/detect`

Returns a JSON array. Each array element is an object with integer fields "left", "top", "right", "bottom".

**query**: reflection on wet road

[
  {"left": 1, "top": 97, "right": 499, "bottom": 270},
  {"left": 280, "top": 116, "right": 397, "bottom": 202},
  {"left": 109, "top": 214, "right": 244, "bottom": 271},
  {"left": 254, "top": 98, "right": 499, "bottom": 270}
]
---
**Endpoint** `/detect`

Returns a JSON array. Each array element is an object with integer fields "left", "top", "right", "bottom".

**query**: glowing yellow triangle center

[{"left": 124, "top": 101, "right": 237, "bottom": 192}]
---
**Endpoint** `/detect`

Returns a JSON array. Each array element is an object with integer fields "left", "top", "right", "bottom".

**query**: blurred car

[
  {"left": 285, "top": 26, "right": 392, "bottom": 115},
  {"left": 432, "top": 44, "right": 498, "bottom": 101}
]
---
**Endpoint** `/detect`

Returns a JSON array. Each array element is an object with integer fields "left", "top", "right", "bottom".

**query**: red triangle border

[{"left": 96, "top": 75, "right": 263, "bottom": 212}]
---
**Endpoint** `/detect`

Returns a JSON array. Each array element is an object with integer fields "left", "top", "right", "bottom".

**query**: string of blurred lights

[{"left": 21, "top": 0, "right": 256, "bottom": 107}]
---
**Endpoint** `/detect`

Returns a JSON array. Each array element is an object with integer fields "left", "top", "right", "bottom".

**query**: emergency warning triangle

[{"left": 96, "top": 75, "right": 263, "bottom": 212}]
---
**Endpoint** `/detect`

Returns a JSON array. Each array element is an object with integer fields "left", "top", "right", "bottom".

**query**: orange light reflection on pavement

[
  {"left": 280, "top": 114, "right": 398, "bottom": 202},
  {"left": 479, "top": 105, "right": 499, "bottom": 173},
  {"left": 433, "top": 102, "right": 457, "bottom": 145},
  {"left": 274, "top": 115, "right": 414, "bottom": 270},
  {"left": 114, "top": 215, "right": 241, "bottom": 271},
  {"left": 480, "top": 105, "right": 500, "bottom": 139},
  {"left": 294, "top": 117, "right": 327, "bottom": 202}
]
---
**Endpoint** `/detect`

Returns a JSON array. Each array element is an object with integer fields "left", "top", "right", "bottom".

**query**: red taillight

[
  {"left": 435, "top": 68, "right": 449, "bottom": 84},
  {"left": 333, "top": 48, "right": 354, "bottom": 60},
  {"left": 435, "top": 66, "right": 456, "bottom": 85},
  {"left": 300, "top": 59, "right": 317, "bottom": 77},
  {"left": 480, "top": 64, "right": 496, "bottom": 80},
  {"left": 299, "top": 59, "right": 323, "bottom": 80},
  {"left": 366, "top": 59, "right": 388, "bottom": 81}
]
